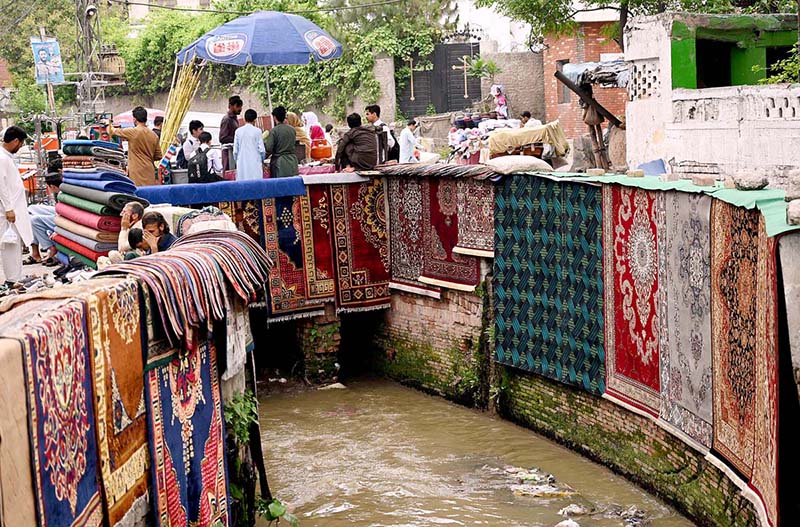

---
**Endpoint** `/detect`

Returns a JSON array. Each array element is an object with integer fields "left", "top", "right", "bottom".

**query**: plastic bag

[{"left": 1, "top": 224, "right": 19, "bottom": 246}]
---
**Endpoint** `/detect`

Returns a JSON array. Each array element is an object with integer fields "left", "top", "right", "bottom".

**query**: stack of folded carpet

[{"left": 54, "top": 140, "right": 148, "bottom": 269}]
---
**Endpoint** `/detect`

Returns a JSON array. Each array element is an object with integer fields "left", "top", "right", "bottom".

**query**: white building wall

[
  {"left": 624, "top": 15, "right": 673, "bottom": 169},
  {"left": 624, "top": 14, "right": 800, "bottom": 186},
  {"left": 456, "top": 0, "right": 529, "bottom": 52}
]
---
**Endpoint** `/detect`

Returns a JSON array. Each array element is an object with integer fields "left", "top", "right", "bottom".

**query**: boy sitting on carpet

[{"left": 125, "top": 228, "right": 146, "bottom": 260}]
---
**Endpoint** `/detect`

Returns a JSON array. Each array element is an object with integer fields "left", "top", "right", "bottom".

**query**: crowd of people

[
  {"left": 103, "top": 96, "right": 427, "bottom": 187},
  {"left": 0, "top": 97, "right": 428, "bottom": 285}
]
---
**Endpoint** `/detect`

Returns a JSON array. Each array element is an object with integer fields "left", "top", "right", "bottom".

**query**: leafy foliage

[
  {"left": 223, "top": 390, "right": 258, "bottom": 447},
  {"left": 474, "top": 0, "right": 799, "bottom": 50},
  {"left": 111, "top": 0, "right": 453, "bottom": 119},
  {"left": 760, "top": 45, "right": 800, "bottom": 84},
  {"left": 466, "top": 57, "right": 502, "bottom": 83},
  {"left": 0, "top": 0, "right": 77, "bottom": 79},
  {"left": 256, "top": 497, "right": 300, "bottom": 527}
]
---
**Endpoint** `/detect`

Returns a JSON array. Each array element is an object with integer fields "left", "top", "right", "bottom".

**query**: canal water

[{"left": 259, "top": 380, "right": 695, "bottom": 527}]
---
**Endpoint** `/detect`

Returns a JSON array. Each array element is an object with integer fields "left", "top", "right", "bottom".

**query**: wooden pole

[
  {"left": 554, "top": 70, "right": 622, "bottom": 128},
  {"left": 39, "top": 28, "right": 56, "bottom": 116}
]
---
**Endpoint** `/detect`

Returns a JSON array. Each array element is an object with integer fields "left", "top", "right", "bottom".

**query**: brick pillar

[{"left": 296, "top": 303, "right": 342, "bottom": 384}]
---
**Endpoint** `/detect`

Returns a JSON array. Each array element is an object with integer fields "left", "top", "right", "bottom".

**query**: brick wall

[
  {"left": 480, "top": 52, "right": 546, "bottom": 122},
  {"left": 543, "top": 22, "right": 628, "bottom": 138},
  {"left": 499, "top": 367, "right": 758, "bottom": 527},
  {"left": 372, "top": 284, "right": 760, "bottom": 527},
  {"left": 375, "top": 288, "right": 488, "bottom": 404}
]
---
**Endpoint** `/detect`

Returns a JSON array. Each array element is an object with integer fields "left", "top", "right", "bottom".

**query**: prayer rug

[
  {"left": 603, "top": 184, "right": 662, "bottom": 417},
  {"left": 21, "top": 300, "right": 104, "bottom": 527},
  {"left": 658, "top": 192, "right": 713, "bottom": 450},
  {"left": 299, "top": 185, "right": 337, "bottom": 303},
  {"left": 419, "top": 178, "right": 481, "bottom": 291},
  {"left": 710, "top": 201, "right": 759, "bottom": 477},
  {"left": 453, "top": 178, "right": 495, "bottom": 258},
  {"left": 330, "top": 179, "right": 391, "bottom": 312},
  {"left": 146, "top": 336, "right": 230, "bottom": 527},
  {"left": 86, "top": 280, "right": 149, "bottom": 526},
  {"left": 218, "top": 199, "right": 265, "bottom": 245},
  {"left": 262, "top": 196, "right": 325, "bottom": 320},
  {"left": 749, "top": 220, "right": 779, "bottom": 527},
  {"left": 494, "top": 176, "right": 605, "bottom": 395},
  {"left": 387, "top": 177, "right": 441, "bottom": 298},
  {"left": 0, "top": 337, "right": 37, "bottom": 526}
]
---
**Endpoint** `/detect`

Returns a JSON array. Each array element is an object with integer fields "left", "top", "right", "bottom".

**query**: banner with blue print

[{"left": 31, "top": 37, "right": 65, "bottom": 85}]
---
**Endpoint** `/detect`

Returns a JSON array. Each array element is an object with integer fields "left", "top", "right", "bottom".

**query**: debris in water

[
  {"left": 511, "top": 484, "right": 577, "bottom": 498},
  {"left": 620, "top": 505, "right": 650, "bottom": 526},
  {"left": 503, "top": 466, "right": 577, "bottom": 498},
  {"left": 600, "top": 504, "right": 651, "bottom": 526},
  {"left": 558, "top": 503, "right": 593, "bottom": 516},
  {"left": 319, "top": 382, "right": 347, "bottom": 390},
  {"left": 554, "top": 520, "right": 581, "bottom": 527}
]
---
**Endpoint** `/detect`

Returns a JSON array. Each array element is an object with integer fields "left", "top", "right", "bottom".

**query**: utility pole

[{"left": 74, "top": 0, "right": 101, "bottom": 114}]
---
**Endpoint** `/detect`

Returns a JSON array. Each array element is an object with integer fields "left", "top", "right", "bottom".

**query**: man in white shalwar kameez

[
  {"left": 0, "top": 126, "right": 33, "bottom": 284},
  {"left": 233, "top": 109, "right": 266, "bottom": 181}
]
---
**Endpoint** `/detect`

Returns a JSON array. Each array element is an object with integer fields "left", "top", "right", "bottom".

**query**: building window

[
  {"left": 696, "top": 39, "right": 732, "bottom": 88},
  {"left": 556, "top": 59, "right": 570, "bottom": 103}
]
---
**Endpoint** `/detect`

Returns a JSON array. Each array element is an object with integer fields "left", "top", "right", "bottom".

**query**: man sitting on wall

[{"left": 334, "top": 113, "right": 378, "bottom": 172}]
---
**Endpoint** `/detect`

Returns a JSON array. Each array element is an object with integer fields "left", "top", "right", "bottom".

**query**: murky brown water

[{"left": 259, "top": 380, "right": 696, "bottom": 527}]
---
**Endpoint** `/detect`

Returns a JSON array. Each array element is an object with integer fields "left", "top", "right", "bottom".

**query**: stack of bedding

[{"left": 54, "top": 140, "right": 148, "bottom": 268}]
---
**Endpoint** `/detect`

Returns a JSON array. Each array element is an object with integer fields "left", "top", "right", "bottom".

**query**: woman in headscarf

[
  {"left": 302, "top": 111, "right": 326, "bottom": 141},
  {"left": 286, "top": 111, "right": 311, "bottom": 160}
]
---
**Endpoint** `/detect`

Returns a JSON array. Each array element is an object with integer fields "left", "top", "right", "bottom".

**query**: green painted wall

[
  {"left": 670, "top": 17, "right": 798, "bottom": 89},
  {"left": 731, "top": 46, "right": 766, "bottom": 85},
  {"left": 671, "top": 37, "right": 697, "bottom": 89}
]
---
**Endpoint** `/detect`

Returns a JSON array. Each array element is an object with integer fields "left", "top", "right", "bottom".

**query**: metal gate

[{"left": 396, "top": 42, "right": 482, "bottom": 118}]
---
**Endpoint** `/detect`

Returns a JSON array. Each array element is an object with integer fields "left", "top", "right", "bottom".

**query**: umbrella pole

[{"left": 265, "top": 66, "right": 274, "bottom": 129}]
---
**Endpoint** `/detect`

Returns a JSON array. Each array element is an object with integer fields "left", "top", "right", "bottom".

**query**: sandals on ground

[{"left": 22, "top": 256, "right": 41, "bottom": 265}]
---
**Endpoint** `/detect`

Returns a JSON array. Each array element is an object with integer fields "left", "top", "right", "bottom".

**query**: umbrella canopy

[
  {"left": 177, "top": 11, "right": 343, "bottom": 66},
  {"left": 113, "top": 108, "right": 164, "bottom": 128}
]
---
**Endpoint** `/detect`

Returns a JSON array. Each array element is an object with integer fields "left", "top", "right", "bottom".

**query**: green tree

[{"left": 474, "top": 0, "right": 798, "bottom": 50}]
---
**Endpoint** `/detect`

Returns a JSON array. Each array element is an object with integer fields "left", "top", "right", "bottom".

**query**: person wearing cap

[
  {"left": 0, "top": 126, "right": 33, "bottom": 284},
  {"left": 25, "top": 162, "right": 62, "bottom": 266},
  {"left": 399, "top": 119, "right": 422, "bottom": 164}
]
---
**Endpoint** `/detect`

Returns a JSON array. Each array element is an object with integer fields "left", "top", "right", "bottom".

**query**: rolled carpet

[
  {"left": 54, "top": 227, "right": 118, "bottom": 252},
  {"left": 55, "top": 202, "right": 122, "bottom": 232},
  {"left": 57, "top": 192, "right": 118, "bottom": 216},
  {"left": 52, "top": 234, "right": 109, "bottom": 261},
  {"left": 55, "top": 216, "right": 119, "bottom": 242},
  {"left": 63, "top": 139, "right": 121, "bottom": 150},
  {"left": 62, "top": 169, "right": 130, "bottom": 183},
  {"left": 55, "top": 244, "right": 98, "bottom": 270},
  {"left": 63, "top": 155, "right": 125, "bottom": 171},
  {"left": 63, "top": 177, "right": 137, "bottom": 194},
  {"left": 59, "top": 183, "right": 149, "bottom": 211}
]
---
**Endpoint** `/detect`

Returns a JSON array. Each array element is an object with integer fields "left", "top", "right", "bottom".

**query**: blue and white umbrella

[{"left": 177, "top": 11, "right": 343, "bottom": 115}]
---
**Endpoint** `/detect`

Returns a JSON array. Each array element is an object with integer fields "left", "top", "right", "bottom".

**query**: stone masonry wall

[
  {"left": 480, "top": 51, "right": 546, "bottom": 122},
  {"left": 373, "top": 284, "right": 761, "bottom": 527},
  {"left": 543, "top": 22, "right": 628, "bottom": 138}
]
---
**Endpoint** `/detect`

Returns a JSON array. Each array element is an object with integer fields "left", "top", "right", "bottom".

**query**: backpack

[
  {"left": 187, "top": 148, "right": 222, "bottom": 184},
  {"left": 176, "top": 147, "right": 188, "bottom": 169}
]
